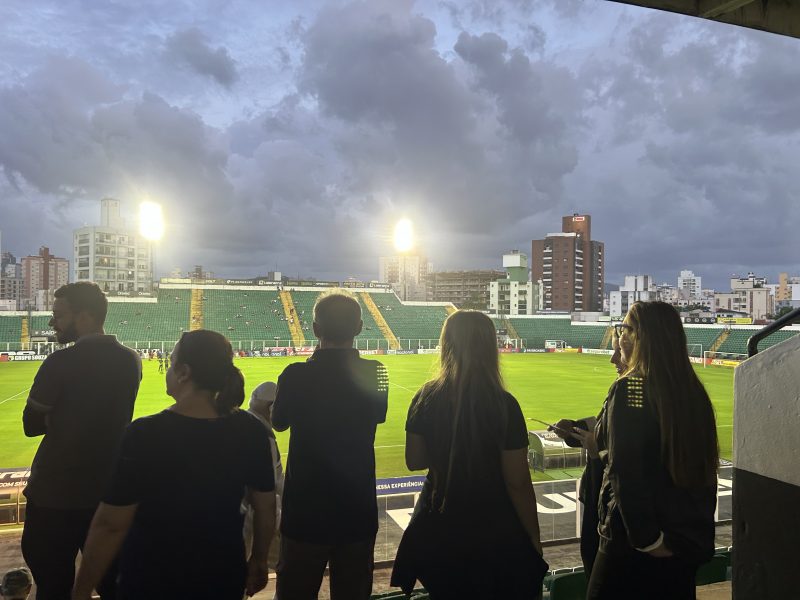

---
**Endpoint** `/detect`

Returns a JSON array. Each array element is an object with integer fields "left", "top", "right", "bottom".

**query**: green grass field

[{"left": 0, "top": 354, "right": 734, "bottom": 481}]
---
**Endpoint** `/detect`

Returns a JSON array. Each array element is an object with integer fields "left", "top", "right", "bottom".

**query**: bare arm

[
  {"left": 502, "top": 448, "right": 543, "bottom": 555},
  {"left": 245, "top": 489, "right": 277, "bottom": 597},
  {"left": 72, "top": 503, "right": 137, "bottom": 600},
  {"left": 405, "top": 432, "right": 429, "bottom": 471}
]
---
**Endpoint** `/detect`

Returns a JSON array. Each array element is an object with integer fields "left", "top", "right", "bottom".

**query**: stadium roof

[{"left": 607, "top": 0, "right": 800, "bottom": 39}]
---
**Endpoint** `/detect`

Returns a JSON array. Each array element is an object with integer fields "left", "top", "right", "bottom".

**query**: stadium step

[
  {"left": 189, "top": 288, "right": 204, "bottom": 331},
  {"left": 600, "top": 325, "right": 614, "bottom": 349},
  {"left": 504, "top": 317, "right": 521, "bottom": 342},
  {"left": 360, "top": 292, "right": 401, "bottom": 350},
  {"left": 710, "top": 329, "right": 731, "bottom": 353},
  {"left": 20, "top": 316, "right": 29, "bottom": 350},
  {"left": 279, "top": 290, "right": 306, "bottom": 345}
]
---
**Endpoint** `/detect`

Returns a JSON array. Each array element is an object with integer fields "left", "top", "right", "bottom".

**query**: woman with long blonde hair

[
  {"left": 587, "top": 301, "right": 719, "bottom": 599},
  {"left": 391, "top": 311, "right": 547, "bottom": 599}
]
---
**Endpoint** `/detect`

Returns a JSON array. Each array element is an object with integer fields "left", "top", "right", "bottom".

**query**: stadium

[
  {"left": 1, "top": 281, "right": 798, "bottom": 595},
  {"left": 2, "top": 1, "right": 800, "bottom": 599}
]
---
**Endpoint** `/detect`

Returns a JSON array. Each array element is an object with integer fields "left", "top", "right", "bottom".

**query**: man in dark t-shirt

[
  {"left": 21, "top": 282, "right": 141, "bottom": 600},
  {"left": 273, "top": 290, "right": 388, "bottom": 600}
]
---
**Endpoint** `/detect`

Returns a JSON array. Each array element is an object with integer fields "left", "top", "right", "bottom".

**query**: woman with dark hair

[
  {"left": 72, "top": 330, "right": 276, "bottom": 600},
  {"left": 391, "top": 311, "right": 547, "bottom": 599},
  {"left": 586, "top": 302, "right": 719, "bottom": 600}
]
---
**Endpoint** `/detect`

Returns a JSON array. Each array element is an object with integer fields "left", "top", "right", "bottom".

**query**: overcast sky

[{"left": 1, "top": 0, "right": 798, "bottom": 289}]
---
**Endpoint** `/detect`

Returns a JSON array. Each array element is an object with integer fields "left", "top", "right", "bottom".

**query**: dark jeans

[
  {"left": 586, "top": 543, "right": 697, "bottom": 600},
  {"left": 275, "top": 535, "right": 375, "bottom": 600},
  {"left": 21, "top": 499, "right": 118, "bottom": 600}
]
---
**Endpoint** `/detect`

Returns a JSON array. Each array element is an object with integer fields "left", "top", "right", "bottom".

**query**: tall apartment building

[
  {"left": 714, "top": 273, "right": 774, "bottom": 321},
  {"left": 426, "top": 269, "right": 507, "bottom": 309},
  {"left": 489, "top": 251, "right": 542, "bottom": 315},
  {"left": 609, "top": 275, "right": 657, "bottom": 317},
  {"left": 678, "top": 270, "right": 702, "bottom": 301},
  {"left": 531, "top": 214, "right": 604, "bottom": 312},
  {"left": 378, "top": 254, "right": 430, "bottom": 301},
  {"left": 0, "top": 251, "right": 24, "bottom": 310},
  {"left": 20, "top": 247, "right": 70, "bottom": 310},
  {"left": 73, "top": 198, "right": 154, "bottom": 294}
]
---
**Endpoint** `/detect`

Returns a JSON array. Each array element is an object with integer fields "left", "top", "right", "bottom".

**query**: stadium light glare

[
  {"left": 139, "top": 201, "right": 165, "bottom": 242},
  {"left": 393, "top": 218, "right": 414, "bottom": 253}
]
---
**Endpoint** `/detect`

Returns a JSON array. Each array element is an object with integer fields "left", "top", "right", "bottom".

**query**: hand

[
  {"left": 245, "top": 557, "right": 269, "bottom": 597},
  {"left": 647, "top": 541, "right": 674, "bottom": 558},
  {"left": 549, "top": 419, "right": 577, "bottom": 441},
  {"left": 570, "top": 428, "right": 599, "bottom": 459}
]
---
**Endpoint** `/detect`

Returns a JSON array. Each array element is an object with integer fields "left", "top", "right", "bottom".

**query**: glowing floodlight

[
  {"left": 139, "top": 201, "right": 165, "bottom": 242},
  {"left": 394, "top": 218, "right": 414, "bottom": 252}
]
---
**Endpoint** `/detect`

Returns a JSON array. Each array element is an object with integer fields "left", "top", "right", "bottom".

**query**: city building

[
  {"left": 72, "top": 198, "right": 155, "bottom": 294},
  {"left": 21, "top": 246, "right": 69, "bottom": 310},
  {"left": 678, "top": 269, "right": 702, "bottom": 301},
  {"left": 775, "top": 273, "right": 800, "bottom": 309},
  {"left": 426, "top": 269, "right": 506, "bottom": 309},
  {"left": 531, "top": 214, "right": 604, "bottom": 312},
  {"left": 489, "top": 251, "right": 542, "bottom": 315},
  {"left": 609, "top": 275, "right": 657, "bottom": 317},
  {"left": 0, "top": 251, "right": 23, "bottom": 310},
  {"left": 714, "top": 273, "right": 774, "bottom": 321},
  {"left": 378, "top": 254, "right": 430, "bottom": 301}
]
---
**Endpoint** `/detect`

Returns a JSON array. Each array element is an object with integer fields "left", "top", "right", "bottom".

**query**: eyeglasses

[{"left": 613, "top": 323, "right": 633, "bottom": 337}]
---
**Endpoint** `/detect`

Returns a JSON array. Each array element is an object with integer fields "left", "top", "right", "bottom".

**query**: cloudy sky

[{"left": 1, "top": 0, "right": 798, "bottom": 289}]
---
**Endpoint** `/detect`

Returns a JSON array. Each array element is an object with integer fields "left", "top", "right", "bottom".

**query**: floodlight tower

[{"left": 139, "top": 201, "right": 165, "bottom": 290}]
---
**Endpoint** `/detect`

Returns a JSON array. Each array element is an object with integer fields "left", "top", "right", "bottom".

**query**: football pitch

[{"left": 0, "top": 353, "right": 734, "bottom": 481}]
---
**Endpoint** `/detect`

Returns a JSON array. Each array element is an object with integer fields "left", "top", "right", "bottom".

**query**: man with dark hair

[
  {"left": 21, "top": 282, "right": 141, "bottom": 599},
  {"left": 272, "top": 290, "right": 388, "bottom": 600}
]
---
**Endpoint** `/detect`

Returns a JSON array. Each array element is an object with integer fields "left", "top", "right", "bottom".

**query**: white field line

[
  {"left": 0, "top": 387, "right": 30, "bottom": 406},
  {"left": 389, "top": 381, "right": 416, "bottom": 393}
]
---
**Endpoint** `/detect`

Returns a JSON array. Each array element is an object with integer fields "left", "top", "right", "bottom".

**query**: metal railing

[{"left": 747, "top": 307, "right": 800, "bottom": 356}]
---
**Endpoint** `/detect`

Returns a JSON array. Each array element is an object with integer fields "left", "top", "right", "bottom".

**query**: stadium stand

[
  {"left": 371, "top": 293, "right": 449, "bottom": 347},
  {"left": 201, "top": 288, "right": 291, "bottom": 345},
  {"left": 359, "top": 292, "right": 400, "bottom": 349},
  {"left": 289, "top": 290, "right": 391, "bottom": 348},
  {"left": 104, "top": 289, "right": 192, "bottom": 344},
  {"left": 716, "top": 328, "right": 799, "bottom": 355},
  {"left": 0, "top": 315, "right": 22, "bottom": 348},
  {"left": 279, "top": 289, "right": 306, "bottom": 345},
  {"left": 683, "top": 327, "right": 723, "bottom": 357},
  {"left": 509, "top": 318, "right": 572, "bottom": 348}
]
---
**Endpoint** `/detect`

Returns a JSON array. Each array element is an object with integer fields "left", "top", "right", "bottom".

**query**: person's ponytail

[{"left": 215, "top": 365, "right": 245, "bottom": 415}]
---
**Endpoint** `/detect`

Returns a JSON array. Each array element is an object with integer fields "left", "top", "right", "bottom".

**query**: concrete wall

[{"left": 732, "top": 333, "right": 800, "bottom": 599}]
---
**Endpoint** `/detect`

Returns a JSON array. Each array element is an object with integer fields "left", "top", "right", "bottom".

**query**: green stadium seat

[
  {"left": 370, "top": 293, "right": 448, "bottom": 348},
  {"left": 548, "top": 571, "right": 587, "bottom": 600},
  {"left": 695, "top": 554, "right": 729, "bottom": 586},
  {"left": 202, "top": 288, "right": 291, "bottom": 346},
  {"left": 0, "top": 315, "right": 23, "bottom": 347},
  {"left": 290, "top": 290, "right": 388, "bottom": 348}
]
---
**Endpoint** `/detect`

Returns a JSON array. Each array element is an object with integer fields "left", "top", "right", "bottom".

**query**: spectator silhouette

[
  {"left": 392, "top": 310, "right": 547, "bottom": 599},
  {"left": 243, "top": 381, "right": 285, "bottom": 572},
  {"left": 22, "top": 282, "right": 141, "bottom": 600},
  {"left": 551, "top": 328, "right": 627, "bottom": 577},
  {"left": 72, "top": 330, "right": 276, "bottom": 600},
  {"left": 586, "top": 302, "right": 719, "bottom": 600},
  {"left": 272, "top": 289, "right": 388, "bottom": 600}
]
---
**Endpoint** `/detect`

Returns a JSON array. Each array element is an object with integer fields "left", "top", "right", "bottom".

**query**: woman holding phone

[
  {"left": 586, "top": 302, "right": 719, "bottom": 600},
  {"left": 551, "top": 328, "right": 627, "bottom": 577}
]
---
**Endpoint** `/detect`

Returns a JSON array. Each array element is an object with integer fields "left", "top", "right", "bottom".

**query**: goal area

[{"left": 703, "top": 351, "right": 747, "bottom": 368}]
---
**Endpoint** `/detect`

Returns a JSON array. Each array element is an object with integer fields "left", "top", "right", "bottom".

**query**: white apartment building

[
  {"left": 678, "top": 270, "right": 702, "bottom": 301},
  {"left": 73, "top": 198, "right": 154, "bottom": 294},
  {"left": 714, "top": 273, "right": 774, "bottom": 321},
  {"left": 609, "top": 274, "right": 657, "bottom": 317}
]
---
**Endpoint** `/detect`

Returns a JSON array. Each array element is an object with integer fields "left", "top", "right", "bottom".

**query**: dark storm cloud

[
  {"left": 165, "top": 28, "right": 239, "bottom": 88},
  {"left": 0, "top": 0, "right": 798, "bottom": 286}
]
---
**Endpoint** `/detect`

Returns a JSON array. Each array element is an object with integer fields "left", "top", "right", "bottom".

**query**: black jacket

[{"left": 595, "top": 376, "right": 717, "bottom": 565}]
